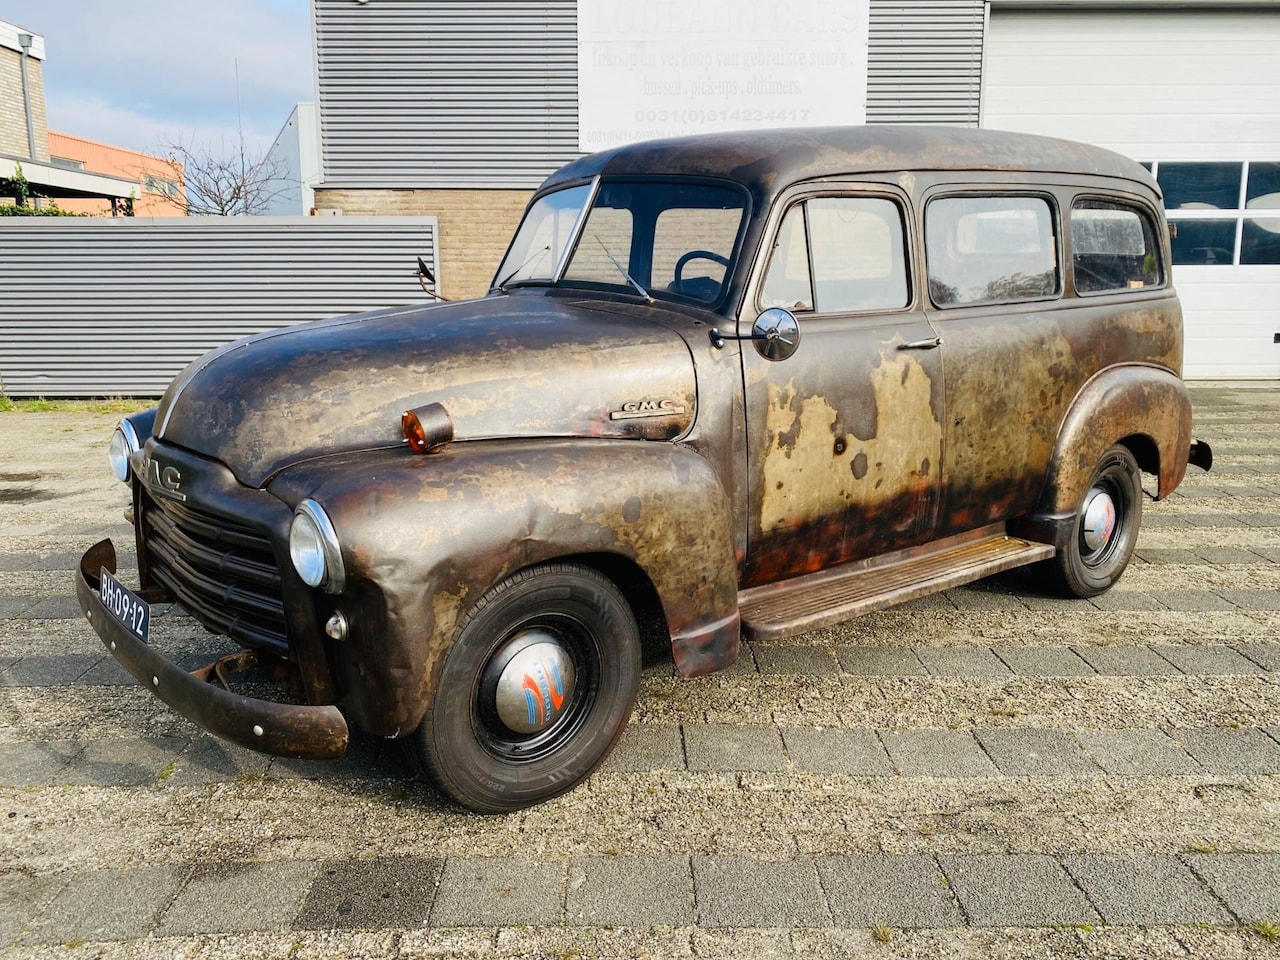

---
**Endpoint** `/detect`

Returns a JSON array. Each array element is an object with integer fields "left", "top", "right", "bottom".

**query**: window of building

[
  {"left": 142, "top": 173, "right": 181, "bottom": 198},
  {"left": 50, "top": 157, "right": 84, "bottom": 170},
  {"left": 1149, "top": 161, "right": 1280, "bottom": 266},
  {"left": 1071, "top": 200, "right": 1162, "bottom": 293},
  {"left": 925, "top": 195, "right": 1058, "bottom": 307},
  {"left": 759, "top": 196, "right": 908, "bottom": 314}
]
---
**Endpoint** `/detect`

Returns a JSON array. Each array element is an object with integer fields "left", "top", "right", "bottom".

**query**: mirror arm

[{"left": 708, "top": 328, "right": 793, "bottom": 350}]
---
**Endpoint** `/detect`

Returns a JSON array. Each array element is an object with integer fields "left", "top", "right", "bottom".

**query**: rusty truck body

[{"left": 77, "top": 126, "right": 1211, "bottom": 811}]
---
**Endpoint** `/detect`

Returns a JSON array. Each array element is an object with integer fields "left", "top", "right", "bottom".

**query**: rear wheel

[
  {"left": 412, "top": 563, "right": 641, "bottom": 813},
  {"left": 1044, "top": 444, "right": 1143, "bottom": 598}
]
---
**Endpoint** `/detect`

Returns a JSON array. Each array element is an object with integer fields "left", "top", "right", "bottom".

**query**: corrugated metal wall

[
  {"left": 314, "top": 0, "right": 579, "bottom": 189},
  {"left": 867, "top": 0, "right": 986, "bottom": 126},
  {"left": 313, "top": 0, "right": 987, "bottom": 190},
  {"left": 0, "top": 217, "right": 438, "bottom": 397}
]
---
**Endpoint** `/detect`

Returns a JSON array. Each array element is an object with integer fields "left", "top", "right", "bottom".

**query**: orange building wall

[{"left": 47, "top": 132, "right": 185, "bottom": 216}]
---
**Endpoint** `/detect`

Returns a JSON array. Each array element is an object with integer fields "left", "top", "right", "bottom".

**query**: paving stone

[
  {"left": 75, "top": 656, "right": 133, "bottom": 685},
  {"left": 944, "top": 587, "right": 1027, "bottom": 612},
  {"left": 295, "top": 857, "right": 442, "bottom": 930},
  {"left": 836, "top": 647, "right": 927, "bottom": 676},
  {"left": 879, "top": 730, "right": 998, "bottom": 778},
  {"left": 1138, "top": 514, "right": 1193, "bottom": 529},
  {"left": 693, "top": 856, "right": 828, "bottom": 927},
  {"left": 0, "top": 741, "right": 84, "bottom": 787},
  {"left": 1088, "top": 590, "right": 1169, "bottom": 612},
  {"left": 0, "top": 874, "right": 65, "bottom": 948},
  {"left": 0, "top": 551, "right": 81, "bottom": 572},
  {"left": 0, "top": 654, "right": 100, "bottom": 687},
  {"left": 1071, "top": 645, "right": 1183, "bottom": 676},
  {"left": 939, "top": 855, "right": 1098, "bottom": 927},
  {"left": 20, "top": 865, "right": 187, "bottom": 945},
  {"left": 1168, "top": 727, "right": 1280, "bottom": 775},
  {"left": 752, "top": 644, "right": 839, "bottom": 676},
  {"left": 63, "top": 737, "right": 189, "bottom": 787},
  {"left": 567, "top": 856, "right": 694, "bottom": 926},
  {"left": 817, "top": 854, "right": 961, "bottom": 927},
  {"left": 159, "top": 861, "right": 316, "bottom": 935},
  {"left": 1146, "top": 590, "right": 1240, "bottom": 612},
  {"left": 1239, "top": 513, "right": 1280, "bottom": 527},
  {"left": 17, "top": 597, "right": 83, "bottom": 619},
  {"left": 1196, "top": 546, "right": 1269, "bottom": 565},
  {"left": 1152, "top": 645, "right": 1265, "bottom": 675},
  {"left": 716, "top": 643, "right": 758, "bottom": 676},
  {"left": 1019, "top": 595, "right": 1098, "bottom": 613},
  {"left": 1063, "top": 854, "right": 1229, "bottom": 925},
  {"left": 684, "top": 723, "right": 787, "bottom": 772},
  {"left": 431, "top": 858, "right": 563, "bottom": 927},
  {"left": 975, "top": 729, "right": 1100, "bottom": 776},
  {"left": 598, "top": 723, "right": 685, "bottom": 773},
  {"left": 1185, "top": 854, "right": 1280, "bottom": 921},
  {"left": 916, "top": 647, "right": 1011, "bottom": 677},
  {"left": 1172, "top": 486, "right": 1226, "bottom": 500},
  {"left": 1252, "top": 547, "right": 1280, "bottom": 564},
  {"left": 1135, "top": 549, "right": 1200, "bottom": 565},
  {"left": 1236, "top": 642, "right": 1280, "bottom": 671},
  {"left": 268, "top": 732, "right": 382, "bottom": 781},
  {"left": 992, "top": 646, "right": 1095, "bottom": 677},
  {"left": 174, "top": 736, "right": 274, "bottom": 784},
  {"left": 780, "top": 727, "right": 893, "bottom": 775},
  {"left": 1075, "top": 730, "right": 1201, "bottom": 775},
  {"left": 0, "top": 598, "right": 35, "bottom": 618},
  {"left": 896, "top": 592, "right": 957, "bottom": 613},
  {"left": 1213, "top": 589, "right": 1280, "bottom": 611}
]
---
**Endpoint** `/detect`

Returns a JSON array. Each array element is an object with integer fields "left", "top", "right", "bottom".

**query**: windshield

[{"left": 494, "top": 179, "right": 748, "bottom": 305}]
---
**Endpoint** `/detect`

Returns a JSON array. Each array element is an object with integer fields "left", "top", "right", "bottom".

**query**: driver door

[{"left": 741, "top": 188, "right": 945, "bottom": 588}]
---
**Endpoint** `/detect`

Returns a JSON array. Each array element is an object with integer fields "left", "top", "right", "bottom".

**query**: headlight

[
  {"left": 108, "top": 420, "right": 140, "bottom": 483},
  {"left": 289, "top": 499, "right": 345, "bottom": 593}
]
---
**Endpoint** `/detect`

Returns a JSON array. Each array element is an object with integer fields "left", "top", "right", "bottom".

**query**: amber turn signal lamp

[{"left": 402, "top": 402, "right": 454, "bottom": 454}]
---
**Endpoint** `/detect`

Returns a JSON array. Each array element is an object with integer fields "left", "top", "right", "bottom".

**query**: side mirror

[{"left": 708, "top": 308, "right": 801, "bottom": 361}]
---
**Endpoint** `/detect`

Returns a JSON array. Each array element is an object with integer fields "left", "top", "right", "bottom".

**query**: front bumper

[{"left": 76, "top": 539, "right": 349, "bottom": 760}]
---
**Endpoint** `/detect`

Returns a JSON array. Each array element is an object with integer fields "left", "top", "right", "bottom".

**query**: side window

[
  {"left": 760, "top": 196, "right": 908, "bottom": 314},
  {"left": 926, "top": 195, "right": 1059, "bottom": 307},
  {"left": 1071, "top": 199, "right": 1163, "bottom": 293}
]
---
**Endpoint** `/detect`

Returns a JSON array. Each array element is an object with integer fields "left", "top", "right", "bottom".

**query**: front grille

[{"left": 140, "top": 490, "right": 289, "bottom": 655}]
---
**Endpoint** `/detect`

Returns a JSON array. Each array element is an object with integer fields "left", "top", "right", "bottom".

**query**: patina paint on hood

[{"left": 156, "top": 295, "right": 698, "bottom": 488}]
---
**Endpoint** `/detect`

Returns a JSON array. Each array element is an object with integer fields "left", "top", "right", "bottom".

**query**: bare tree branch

[{"left": 151, "top": 135, "right": 291, "bottom": 216}]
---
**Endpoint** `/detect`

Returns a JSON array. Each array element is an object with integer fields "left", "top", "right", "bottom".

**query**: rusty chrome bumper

[{"left": 75, "top": 539, "right": 349, "bottom": 760}]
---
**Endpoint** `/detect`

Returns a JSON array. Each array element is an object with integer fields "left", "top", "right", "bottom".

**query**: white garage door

[{"left": 983, "top": 9, "right": 1280, "bottom": 379}]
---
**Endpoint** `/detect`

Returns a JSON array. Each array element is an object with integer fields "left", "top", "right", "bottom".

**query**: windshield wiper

[
  {"left": 594, "top": 236, "right": 653, "bottom": 304},
  {"left": 497, "top": 244, "right": 552, "bottom": 292}
]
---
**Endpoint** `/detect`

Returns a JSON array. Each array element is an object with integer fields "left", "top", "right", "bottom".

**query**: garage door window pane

[
  {"left": 1170, "top": 220, "right": 1237, "bottom": 265},
  {"left": 926, "top": 196, "right": 1058, "bottom": 307},
  {"left": 1158, "top": 162, "right": 1242, "bottom": 210},
  {"left": 1071, "top": 200, "right": 1162, "bottom": 293},
  {"left": 1246, "top": 162, "right": 1280, "bottom": 210},
  {"left": 1241, "top": 218, "right": 1280, "bottom": 264},
  {"left": 806, "top": 198, "right": 909, "bottom": 313}
]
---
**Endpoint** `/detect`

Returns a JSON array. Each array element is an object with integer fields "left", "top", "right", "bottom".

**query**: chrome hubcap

[
  {"left": 1081, "top": 487, "right": 1117, "bottom": 553},
  {"left": 491, "top": 631, "right": 577, "bottom": 736}
]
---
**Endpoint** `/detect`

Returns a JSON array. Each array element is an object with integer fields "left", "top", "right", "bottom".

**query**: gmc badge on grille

[{"left": 142, "top": 455, "right": 187, "bottom": 502}]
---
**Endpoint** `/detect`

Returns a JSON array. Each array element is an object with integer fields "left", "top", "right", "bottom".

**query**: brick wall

[
  {"left": 0, "top": 48, "right": 49, "bottom": 162},
  {"left": 314, "top": 188, "right": 532, "bottom": 301}
]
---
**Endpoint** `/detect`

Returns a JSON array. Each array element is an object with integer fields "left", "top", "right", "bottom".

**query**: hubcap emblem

[
  {"left": 494, "top": 636, "right": 576, "bottom": 735},
  {"left": 1081, "top": 489, "right": 1117, "bottom": 552}
]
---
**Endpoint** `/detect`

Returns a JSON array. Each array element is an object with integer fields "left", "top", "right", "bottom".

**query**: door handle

[{"left": 898, "top": 337, "right": 942, "bottom": 350}]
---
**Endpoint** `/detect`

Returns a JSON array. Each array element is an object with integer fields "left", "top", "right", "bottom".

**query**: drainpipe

[
  {"left": 17, "top": 34, "right": 37, "bottom": 160},
  {"left": 17, "top": 33, "right": 40, "bottom": 210}
]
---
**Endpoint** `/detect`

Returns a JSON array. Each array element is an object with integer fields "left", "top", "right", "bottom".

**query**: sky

[{"left": 1, "top": 0, "right": 312, "bottom": 156}]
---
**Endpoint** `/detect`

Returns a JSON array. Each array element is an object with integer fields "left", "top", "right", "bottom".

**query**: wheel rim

[
  {"left": 475, "top": 619, "right": 598, "bottom": 762},
  {"left": 1079, "top": 480, "right": 1122, "bottom": 566}
]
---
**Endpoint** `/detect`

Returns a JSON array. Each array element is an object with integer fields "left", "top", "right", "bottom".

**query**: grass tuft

[
  {"left": 0, "top": 394, "right": 153, "bottom": 414},
  {"left": 1252, "top": 919, "right": 1280, "bottom": 942},
  {"left": 871, "top": 922, "right": 893, "bottom": 943}
]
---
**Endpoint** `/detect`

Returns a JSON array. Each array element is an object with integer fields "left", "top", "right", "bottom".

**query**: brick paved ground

[{"left": 1, "top": 384, "right": 1278, "bottom": 959}]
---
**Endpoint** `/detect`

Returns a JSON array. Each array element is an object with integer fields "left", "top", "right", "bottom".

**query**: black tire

[
  {"left": 1044, "top": 444, "right": 1143, "bottom": 598},
  {"left": 412, "top": 563, "right": 641, "bottom": 813}
]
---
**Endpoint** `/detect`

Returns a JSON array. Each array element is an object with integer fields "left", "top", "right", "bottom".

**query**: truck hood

[{"left": 155, "top": 295, "right": 699, "bottom": 488}]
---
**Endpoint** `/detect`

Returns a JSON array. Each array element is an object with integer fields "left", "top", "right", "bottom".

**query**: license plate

[{"left": 99, "top": 567, "right": 150, "bottom": 643}]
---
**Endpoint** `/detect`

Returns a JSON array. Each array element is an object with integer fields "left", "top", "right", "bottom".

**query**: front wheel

[
  {"left": 1043, "top": 444, "right": 1143, "bottom": 598},
  {"left": 411, "top": 563, "right": 641, "bottom": 813}
]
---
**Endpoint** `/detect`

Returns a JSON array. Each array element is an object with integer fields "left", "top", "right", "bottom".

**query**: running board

[{"left": 739, "top": 525, "right": 1055, "bottom": 642}]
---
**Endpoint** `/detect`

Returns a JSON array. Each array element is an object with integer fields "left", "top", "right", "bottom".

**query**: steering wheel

[{"left": 675, "top": 249, "right": 731, "bottom": 282}]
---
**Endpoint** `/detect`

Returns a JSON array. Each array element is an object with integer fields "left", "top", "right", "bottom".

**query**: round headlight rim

[
  {"left": 291, "top": 498, "right": 345, "bottom": 594},
  {"left": 109, "top": 419, "right": 141, "bottom": 483}
]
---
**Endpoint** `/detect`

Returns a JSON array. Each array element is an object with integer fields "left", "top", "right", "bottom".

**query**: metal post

[{"left": 17, "top": 34, "right": 40, "bottom": 210}]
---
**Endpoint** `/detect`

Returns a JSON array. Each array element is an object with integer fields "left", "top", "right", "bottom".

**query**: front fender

[
  {"left": 1038, "top": 364, "right": 1193, "bottom": 520},
  {"left": 271, "top": 439, "right": 740, "bottom": 737}
]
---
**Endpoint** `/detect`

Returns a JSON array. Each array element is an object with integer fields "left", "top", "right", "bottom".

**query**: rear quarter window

[
  {"left": 1071, "top": 199, "right": 1163, "bottom": 294},
  {"left": 925, "top": 195, "right": 1059, "bottom": 308}
]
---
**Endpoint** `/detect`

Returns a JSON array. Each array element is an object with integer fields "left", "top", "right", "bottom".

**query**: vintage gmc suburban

[{"left": 77, "top": 126, "right": 1212, "bottom": 812}]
